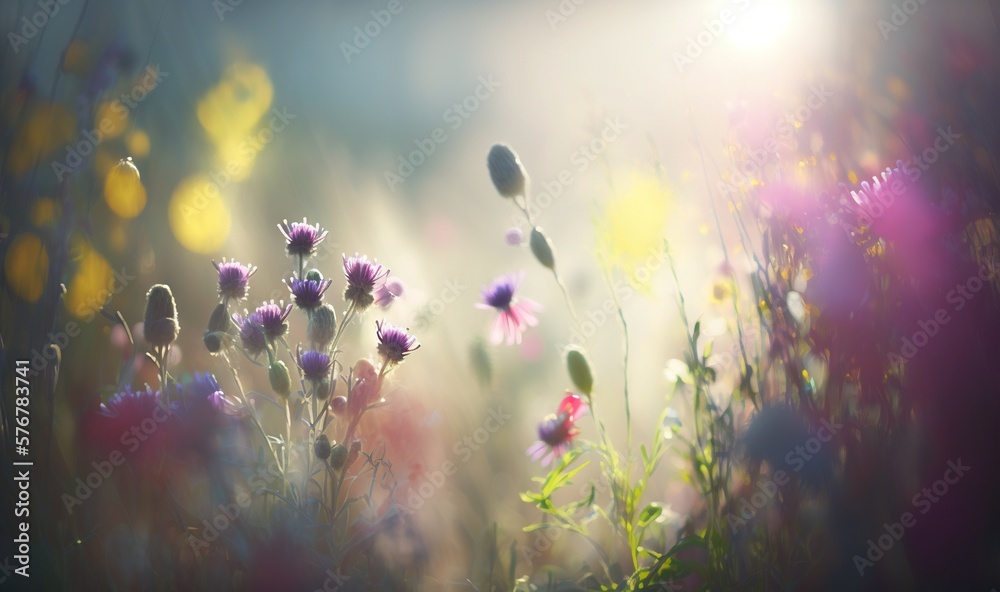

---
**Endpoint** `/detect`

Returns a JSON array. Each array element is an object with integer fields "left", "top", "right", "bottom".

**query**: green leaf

[{"left": 638, "top": 503, "right": 663, "bottom": 528}]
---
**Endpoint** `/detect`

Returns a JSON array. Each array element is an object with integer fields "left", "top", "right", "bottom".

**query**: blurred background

[{"left": 3, "top": 0, "right": 1000, "bottom": 590}]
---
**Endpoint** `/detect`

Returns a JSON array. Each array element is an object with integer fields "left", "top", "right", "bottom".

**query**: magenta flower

[
  {"left": 475, "top": 272, "right": 542, "bottom": 345},
  {"left": 213, "top": 258, "right": 257, "bottom": 302},
  {"left": 375, "top": 320, "right": 419, "bottom": 365},
  {"left": 343, "top": 254, "right": 389, "bottom": 310},
  {"left": 254, "top": 300, "right": 293, "bottom": 341},
  {"left": 278, "top": 218, "right": 328, "bottom": 257},
  {"left": 526, "top": 392, "right": 588, "bottom": 467},
  {"left": 232, "top": 312, "right": 267, "bottom": 358},
  {"left": 285, "top": 277, "right": 333, "bottom": 311},
  {"left": 297, "top": 349, "right": 333, "bottom": 382},
  {"left": 374, "top": 277, "right": 405, "bottom": 309}
]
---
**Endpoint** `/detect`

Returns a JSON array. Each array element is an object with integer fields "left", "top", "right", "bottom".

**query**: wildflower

[
  {"left": 172, "top": 374, "right": 242, "bottom": 455},
  {"left": 487, "top": 143, "right": 527, "bottom": 198},
  {"left": 297, "top": 348, "right": 333, "bottom": 383},
  {"left": 376, "top": 320, "right": 419, "bottom": 365},
  {"left": 212, "top": 258, "right": 256, "bottom": 302},
  {"left": 308, "top": 303, "right": 338, "bottom": 347},
  {"left": 285, "top": 276, "right": 333, "bottom": 311},
  {"left": 255, "top": 300, "right": 293, "bottom": 341},
  {"left": 475, "top": 272, "right": 542, "bottom": 345},
  {"left": 526, "top": 392, "right": 587, "bottom": 467},
  {"left": 374, "top": 277, "right": 405, "bottom": 308},
  {"left": 176, "top": 372, "right": 231, "bottom": 414},
  {"left": 314, "top": 434, "right": 331, "bottom": 461},
  {"left": 278, "top": 218, "right": 328, "bottom": 258},
  {"left": 233, "top": 312, "right": 267, "bottom": 358},
  {"left": 83, "top": 384, "right": 176, "bottom": 464},
  {"left": 343, "top": 254, "right": 388, "bottom": 311},
  {"left": 143, "top": 284, "right": 180, "bottom": 347}
]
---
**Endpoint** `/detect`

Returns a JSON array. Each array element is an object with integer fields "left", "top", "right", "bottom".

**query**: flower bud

[
  {"left": 204, "top": 302, "right": 232, "bottom": 354},
  {"left": 530, "top": 227, "right": 556, "bottom": 270},
  {"left": 314, "top": 434, "right": 331, "bottom": 461},
  {"left": 566, "top": 347, "right": 594, "bottom": 396},
  {"left": 269, "top": 360, "right": 291, "bottom": 398},
  {"left": 330, "top": 395, "right": 348, "bottom": 415},
  {"left": 144, "top": 284, "right": 180, "bottom": 347},
  {"left": 329, "top": 443, "right": 348, "bottom": 470},
  {"left": 305, "top": 268, "right": 323, "bottom": 282},
  {"left": 487, "top": 144, "right": 527, "bottom": 198},
  {"left": 307, "top": 303, "right": 337, "bottom": 348}
]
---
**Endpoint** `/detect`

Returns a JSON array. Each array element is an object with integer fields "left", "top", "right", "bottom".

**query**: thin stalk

[{"left": 221, "top": 352, "right": 287, "bottom": 496}]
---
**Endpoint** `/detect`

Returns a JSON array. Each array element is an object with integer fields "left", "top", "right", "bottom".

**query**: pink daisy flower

[{"left": 476, "top": 272, "right": 542, "bottom": 345}]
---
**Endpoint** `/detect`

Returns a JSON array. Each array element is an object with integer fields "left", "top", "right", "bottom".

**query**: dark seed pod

[
  {"left": 487, "top": 144, "right": 527, "bottom": 198},
  {"left": 530, "top": 227, "right": 556, "bottom": 270}
]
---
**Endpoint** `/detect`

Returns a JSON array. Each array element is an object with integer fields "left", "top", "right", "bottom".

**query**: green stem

[{"left": 222, "top": 352, "right": 287, "bottom": 499}]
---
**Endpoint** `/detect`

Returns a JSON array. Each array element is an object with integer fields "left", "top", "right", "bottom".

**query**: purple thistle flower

[
  {"left": 285, "top": 276, "right": 333, "bottom": 311},
  {"left": 212, "top": 258, "right": 257, "bottom": 302},
  {"left": 99, "top": 384, "right": 163, "bottom": 419},
  {"left": 232, "top": 312, "right": 267, "bottom": 357},
  {"left": 278, "top": 218, "right": 328, "bottom": 257},
  {"left": 254, "top": 300, "right": 293, "bottom": 341},
  {"left": 476, "top": 272, "right": 542, "bottom": 345},
  {"left": 376, "top": 320, "right": 419, "bottom": 365},
  {"left": 374, "top": 277, "right": 405, "bottom": 309},
  {"left": 343, "top": 254, "right": 388, "bottom": 311},
  {"left": 297, "top": 349, "right": 333, "bottom": 382},
  {"left": 174, "top": 372, "right": 239, "bottom": 415}
]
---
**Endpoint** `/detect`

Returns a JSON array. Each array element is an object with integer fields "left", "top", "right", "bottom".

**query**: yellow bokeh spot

[
  {"left": 4, "top": 233, "right": 48, "bottom": 302},
  {"left": 65, "top": 244, "right": 113, "bottom": 319},
  {"left": 169, "top": 174, "right": 231, "bottom": 253},
  {"left": 126, "top": 129, "right": 151, "bottom": 157},
  {"left": 29, "top": 197, "right": 60, "bottom": 227},
  {"left": 94, "top": 101, "right": 128, "bottom": 139},
  {"left": 848, "top": 170, "right": 858, "bottom": 184},
  {"left": 104, "top": 158, "right": 147, "bottom": 219},
  {"left": 215, "top": 137, "right": 258, "bottom": 182},
  {"left": 597, "top": 175, "right": 671, "bottom": 292},
  {"left": 197, "top": 62, "right": 273, "bottom": 146},
  {"left": 5, "top": 103, "right": 76, "bottom": 176}
]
